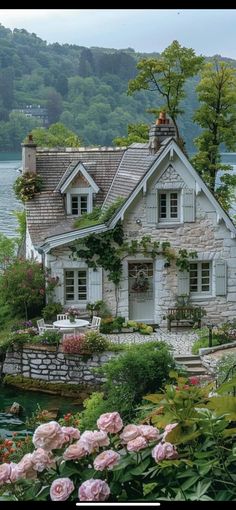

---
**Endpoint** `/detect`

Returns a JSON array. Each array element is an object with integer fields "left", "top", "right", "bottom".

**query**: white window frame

[
  {"left": 189, "top": 261, "right": 212, "bottom": 297},
  {"left": 71, "top": 194, "right": 88, "bottom": 216},
  {"left": 158, "top": 190, "right": 180, "bottom": 223},
  {"left": 66, "top": 187, "right": 93, "bottom": 216},
  {"left": 64, "top": 269, "right": 88, "bottom": 304}
]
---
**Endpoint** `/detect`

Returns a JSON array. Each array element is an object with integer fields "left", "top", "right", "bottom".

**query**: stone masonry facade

[{"left": 2, "top": 345, "right": 117, "bottom": 385}]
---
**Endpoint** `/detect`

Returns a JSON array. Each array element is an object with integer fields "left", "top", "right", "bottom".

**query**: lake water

[{"left": 0, "top": 152, "right": 236, "bottom": 238}]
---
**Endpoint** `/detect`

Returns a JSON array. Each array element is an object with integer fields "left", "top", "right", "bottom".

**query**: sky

[{"left": 0, "top": 9, "right": 236, "bottom": 58}]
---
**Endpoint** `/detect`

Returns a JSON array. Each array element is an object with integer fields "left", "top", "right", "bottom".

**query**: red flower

[{"left": 189, "top": 376, "right": 200, "bottom": 385}]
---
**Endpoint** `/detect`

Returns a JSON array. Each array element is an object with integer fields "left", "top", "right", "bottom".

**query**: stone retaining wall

[{"left": 2, "top": 344, "right": 118, "bottom": 385}]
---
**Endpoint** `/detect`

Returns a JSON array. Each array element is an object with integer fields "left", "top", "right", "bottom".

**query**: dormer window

[{"left": 71, "top": 194, "right": 88, "bottom": 216}]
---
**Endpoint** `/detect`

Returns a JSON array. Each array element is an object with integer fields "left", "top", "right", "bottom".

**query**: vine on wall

[{"left": 71, "top": 222, "right": 197, "bottom": 287}]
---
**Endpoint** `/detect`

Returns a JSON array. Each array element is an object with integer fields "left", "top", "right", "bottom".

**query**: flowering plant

[
  {"left": 66, "top": 307, "right": 80, "bottom": 322},
  {"left": 13, "top": 172, "right": 43, "bottom": 202}
]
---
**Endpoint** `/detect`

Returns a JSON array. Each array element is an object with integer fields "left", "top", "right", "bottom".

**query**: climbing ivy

[{"left": 71, "top": 225, "right": 197, "bottom": 287}]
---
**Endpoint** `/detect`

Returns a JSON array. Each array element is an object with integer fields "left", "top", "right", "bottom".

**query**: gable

[
  {"left": 59, "top": 162, "right": 100, "bottom": 194},
  {"left": 109, "top": 140, "right": 236, "bottom": 238}
]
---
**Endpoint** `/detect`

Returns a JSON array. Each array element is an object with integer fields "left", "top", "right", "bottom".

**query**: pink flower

[
  {"left": 17, "top": 454, "right": 36, "bottom": 479},
  {"left": 189, "top": 376, "right": 200, "bottom": 385},
  {"left": 163, "top": 423, "right": 178, "bottom": 440},
  {"left": 33, "top": 421, "right": 65, "bottom": 451},
  {"left": 31, "top": 448, "right": 55, "bottom": 472},
  {"left": 63, "top": 442, "right": 87, "bottom": 461},
  {"left": 127, "top": 436, "right": 147, "bottom": 452},
  {"left": 9, "top": 463, "right": 23, "bottom": 483},
  {"left": 79, "top": 430, "right": 110, "bottom": 454},
  {"left": 97, "top": 412, "right": 123, "bottom": 434},
  {"left": 50, "top": 478, "right": 75, "bottom": 501},
  {"left": 78, "top": 479, "right": 110, "bottom": 502},
  {"left": 137, "top": 425, "right": 160, "bottom": 442},
  {"left": 119, "top": 424, "right": 140, "bottom": 443},
  {"left": 152, "top": 442, "right": 178, "bottom": 462},
  {"left": 93, "top": 449, "right": 120, "bottom": 471},
  {"left": 0, "top": 463, "right": 12, "bottom": 485},
  {"left": 61, "top": 426, "right": 80, "bottom": 443}
]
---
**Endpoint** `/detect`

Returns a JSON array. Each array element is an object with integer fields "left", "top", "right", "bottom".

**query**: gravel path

[{"left": 106, "top": 328, "right": 199, "bottom": 356}]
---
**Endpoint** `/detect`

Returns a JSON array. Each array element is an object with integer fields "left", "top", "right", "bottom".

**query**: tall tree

[
  {"left": 29, "top": 122, "right": 81, "bottom": 148},
  {"left": 113, "top": 123, "right": 149, "bottom": 146},
  {"left": 192, "top": 60, "right": 236, "bottom": 210},
  {"left": 128, "top": 40, "right": 204, "bottom": 140}
]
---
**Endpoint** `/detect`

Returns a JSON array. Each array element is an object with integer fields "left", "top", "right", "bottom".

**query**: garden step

[
  {"left": 174, "top": 355, "right": 201, "bottom": 361},
  {"left": 185, "top": 367, "right": 208, "bottom": 375},
  {"left": 174, "top": 355, "right": 209, "bottom": 375}
]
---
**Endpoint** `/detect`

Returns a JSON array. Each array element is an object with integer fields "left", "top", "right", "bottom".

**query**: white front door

[{"left": 128, "top": 262, "right": 154, "bottom": 322}]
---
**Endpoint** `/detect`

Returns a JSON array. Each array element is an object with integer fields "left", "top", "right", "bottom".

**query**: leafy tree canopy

[{"left": 27, "top": 123, "right": 82, "bottom": 148}]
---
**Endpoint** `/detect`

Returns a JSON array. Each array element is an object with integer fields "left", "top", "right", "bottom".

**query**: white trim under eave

[
  {"left": 60, "top": 162, "right": 100, "bottom": 194},
  {"left": 36, "top": 223, "right": 108, "bottom": 253}
]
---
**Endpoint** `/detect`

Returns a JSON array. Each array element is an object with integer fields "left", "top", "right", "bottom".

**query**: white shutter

[
  {"left": 88, "top": 267, "right": 102, "bottom": 302},
  {"left": 215, "top": 260, "right": 227, "bottom": 296},
  {"left": 177, "top": 270, "right": 190, "bottom": 295},
  {"left": 183, "top": 189, "right": 195, "bottom": 222},
  {"left": 146, "top": 192, "right": 157, "bottom": 224}
]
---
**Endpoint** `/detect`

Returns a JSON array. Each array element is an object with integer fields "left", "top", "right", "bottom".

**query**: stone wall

[{"left": 2, "top": 344, "right": 118, "bottom": 385}]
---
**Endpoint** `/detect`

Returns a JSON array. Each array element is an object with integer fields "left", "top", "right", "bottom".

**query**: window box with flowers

[{"left": 13, "top": 172, "right": 43, "bottom": 202}]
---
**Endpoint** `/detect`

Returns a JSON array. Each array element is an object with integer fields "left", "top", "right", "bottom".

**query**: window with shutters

[
  {"left": 158, "top": 191, "right": 180, "bottom": 223},
  {"left": 189, "top": 262, "right": 211, "bottom": 295},
  {"left": 65, "top": 269, "right": 87, "bottom": 303}
]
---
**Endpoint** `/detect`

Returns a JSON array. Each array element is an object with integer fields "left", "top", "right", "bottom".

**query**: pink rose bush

[
  {"left": 78, "top": 479, "right": 110, "bottom": 502},
  {"left": 50, "top": 478, "right": 75, "bottom": 501},
  {"left": 0, "top": 413, "right": 180, "bottom": 502},
  {"left": 152, "top": 442, "right": 178, "bottom": 462},
  {"left": 93, "top": 449, "right": 120, "bottom": 471},
  {"left": 97, "top": 412, "right": 123, "bottom": 433}
]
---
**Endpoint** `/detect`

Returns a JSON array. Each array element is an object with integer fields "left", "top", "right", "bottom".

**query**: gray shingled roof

[
  {"left": 104, "top": 139, "right": 171, "bottom": 207},
  {"left": 27, "top": 140, "right": 171, "bottom": 246},
  {"left": 27, "top": 148, "right": 124, "bottom": 244}
]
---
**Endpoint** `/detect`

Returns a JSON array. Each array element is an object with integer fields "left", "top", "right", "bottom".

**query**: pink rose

[
  {"left": 63, "top": 442, "right": 87, "bottom": 461},
  {"left": 17, "top": 454, "right": 36, "bottom": 479},
  {"left": 97, "top": 412, "right": 123, "bottom": 434},
  {"left": 50, "top": 477, "right": 75, "bottom": 501},
  {"left": 93, "top": 449, "right": 120, "bottom": 471},
  {"left": 127, "top": 436, "right": 147, "bottom": 452},
  {"left": 137, "top": 425, "right": 160, "bottom": 442},
  {"left": 9, "top": 463, "right": 24, "bottom": 483},
  {"left": 0, "top": 463, "right": 12, "bottom": 485},
  {"left": 79, "top": 430, "right": 110, "bottom": 454},
  {"left": 78, "top": 479, "right": 110, "bottom": 502},
  {"left": 152, "top": 442, "right": 178, "bottom": 462},
  {"left": 33, "top": 421, "right": 65, "bottom": 451},
  {"left": 162, "top": 423, "right": 178, "bottom": 440},
  {"left": 61, "top": 426, "right": 80, "bottom": 443},
  {"left": 119, "top": 424, "right": 140, "bottom": 443},
  {"left": 31, "top": 448, "right": 55, "bottom": 472}
]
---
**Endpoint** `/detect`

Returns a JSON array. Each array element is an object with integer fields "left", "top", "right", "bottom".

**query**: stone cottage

[{"left": 23, "top": 113, "right": 236, "bottom": 326}]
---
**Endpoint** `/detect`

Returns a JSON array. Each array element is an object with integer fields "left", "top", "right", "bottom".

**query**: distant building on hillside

[{"left": 12, "top": 104, "right": 49, "bottom": 127}]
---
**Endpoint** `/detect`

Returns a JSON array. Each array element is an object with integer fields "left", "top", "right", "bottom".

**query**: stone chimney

[
  {"left": 148, "top": 112, "right": 177, "bottom": 154},
  {"left": 21, "top": 134, "right": 37, "bottom": 173}
]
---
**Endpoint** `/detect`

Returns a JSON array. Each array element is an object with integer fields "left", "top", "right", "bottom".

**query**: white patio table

[{"left": 53, "top": 319, "right": 89, "bottom": 331}]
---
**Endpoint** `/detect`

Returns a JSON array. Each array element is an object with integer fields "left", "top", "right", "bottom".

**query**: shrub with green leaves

[
  {"left": 42, "top": 302, "right": 63, "bottom": 321},
  {"left": 84, "top": 331, "right": 109, "bottom": 352},
  {"left": 39, "top": 330, "right": 61, "bottom": 346},
  {"left": 98, "top": 341, "right": 175, "bottom": 421},
  {"left": 13, "top": 171, "right": 43, "bottom": 202}
]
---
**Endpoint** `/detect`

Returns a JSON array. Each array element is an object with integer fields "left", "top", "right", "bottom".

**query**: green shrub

[
  {"left": 39, "top": 330, "right": 61, "bottom": 346},
  {"left": 192, "top": 336, "right": 220, "bottom": 354},
  {"left": 216, "top": 353, "right": 236, "bottom": 387},
  {"left": 98, "top": 341, "right": 175, "bottom": 421},
  {"left": 78, "top": 392, "right": 108, "bottom": 432},
  {"left": 42, "top": 302, "right": 63, "bottom": 321},
  {"left": 84, "top": 331, "right": 109, "bottom": 352}
]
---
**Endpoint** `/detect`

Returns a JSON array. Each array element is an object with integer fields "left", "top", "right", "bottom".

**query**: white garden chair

[
  {"left": 56, "top": 314, "right": 68, "bottom": 320},
  {"left": 37, "top": 319, "right": 57, "bottom": 335},
  {"left": 87, "top": 316, "right": 101, "bottom": 332}
]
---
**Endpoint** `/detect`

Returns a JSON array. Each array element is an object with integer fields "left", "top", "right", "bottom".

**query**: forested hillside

[{"left": 0, "top": 23, "right": 235, "bottom": 152}]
